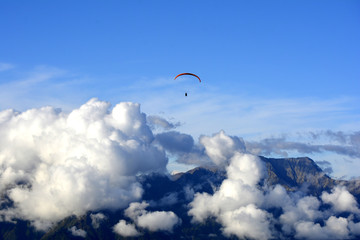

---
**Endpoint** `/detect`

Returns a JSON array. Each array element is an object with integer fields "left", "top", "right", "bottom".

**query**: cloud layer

[
  {"left": 1, "top": 98, "right": 359, "bottom": 239},
  {"left": 188, "top": 131, "right": 360, "bottom": 239},
  {"left": 246, "top": 130, "right": 360, "bottom": 159},
  {"left": 0, "top": 98, "right": 168, "bottom": 230}
]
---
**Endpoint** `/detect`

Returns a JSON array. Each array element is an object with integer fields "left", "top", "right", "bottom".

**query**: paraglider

[
  {"left": 174, "top": 73, "right": 201, "bottom": 97},
  {"left": 174, "top": 73, "right": 201, "bottom": 82}
]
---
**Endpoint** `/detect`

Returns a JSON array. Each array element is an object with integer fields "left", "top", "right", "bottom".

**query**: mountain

[
  {"left": 1, "top": 156, "right": 360, "bottom": 239},
  {"left": 262, "top": 157, "right": 360, "bottom": 200},
  {"left": 262, "top": 157, "right": 335, "bottom": 194}
]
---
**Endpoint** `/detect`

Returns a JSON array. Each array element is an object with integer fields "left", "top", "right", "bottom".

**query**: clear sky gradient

[{"left": 1, "top": 1, "right": 359, "bottom": 177}]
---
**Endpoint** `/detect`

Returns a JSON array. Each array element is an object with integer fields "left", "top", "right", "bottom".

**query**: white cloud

[
  {"left": 189, "top": 131, "right": 270, "bottom": 239},
  {"left": 1, "top": 98, "right": 360, "bottom": 238},
  {"left": 188, "top": 131, "right": 360, "bottom": 239},
  {"left": 226, "top": 152, "right": 265, "bottom": 186},
  {"left": 263, "top": 184, "right": 292, "bottom": 209},
  {"left": 0, "top": 98, "right": 168, "bottom": 230},
  {"left": 321, "top": 185, "right": 360, "bottom": 213},
  {"left": 278, "top": 189, "right": 360, "bottom": 239},
  {"left": 2, "top": 65, "right": 359, "bottom": 178},
  {"left": 68, "top": 226, "right": 87, "bottom": 238},
  {"left": 199, "top": 130, "right": 245, "bottom": 166},
  {"left": 294, "top": 216, "right": 350, "bottom": 239},
  {"left": 294, "top": 221, "right": 329, "bottom": 239},
  {"left": 325, "top": 216, "right": 350, "bottom": 239},
  {"left": 279, "top": 196, "right": 323, "bottom": 235},
  {"left": 124, "top": 201, "right": 149, "bottom": 221},
  {"left": 113, "top": 220, "right": 141, "bottom": 237},
  {"left": 188, "top": 152, "right": 270, "bottom": 238},
  {"left": 220, "top": 204, "right": 272, "bottom": 240},
  {"left": 136, "top": 211, "right": 180, "bottom": 232},
  {"left": 90, "top": 213, "right": 107, "bottom": 229},
  {"left": 124, "top": 201, "right": 181, "bottom": 232}
]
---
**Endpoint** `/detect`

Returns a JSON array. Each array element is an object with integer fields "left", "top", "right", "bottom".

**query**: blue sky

[{"left": 1, "top": 0, "right": 359, "bottom": 177}]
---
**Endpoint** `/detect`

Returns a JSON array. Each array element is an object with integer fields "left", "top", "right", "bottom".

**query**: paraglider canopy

[{"left": 174, "top": 73, "right": 201, "bottom": 82}]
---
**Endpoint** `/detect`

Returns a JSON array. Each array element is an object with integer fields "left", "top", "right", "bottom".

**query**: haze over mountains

[{"left": 1, "top": 99, "right": 360, "bottom": 239}]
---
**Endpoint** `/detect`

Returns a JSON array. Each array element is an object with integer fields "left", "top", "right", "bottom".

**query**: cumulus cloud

[
  {"left": 262, "top": 184, "right": 292, "bottom": 209},
  {"left": 124, "top": 201, "right": 181, "bottom": 232},
  {"left": 294, "top": 216, "right": 350, "bottom": 239},
  {"left": 189, "top": 153, "right": 271, "bottom": 239},
  {"left": 279, "top": 196, "right": 323, "bottom": 235},
  {"left": 68, "top": 226, "right": 87, "bottom": 238},
  {"left": 0, "top": 98, "right": 168, "bottom": 230},
  {"left": 321, "top": 186, "right": 360, "bottom": 213},
  {"left": 137, "top": 211, "right": 180, "bottom": 232},
  {"left": 113, "top": 220, "right": 141, "bottom": 237},
  {"left": 276, "top": 187, "right": 360, "bottom": 239},
  {"left": 189, "top": 131, "right": 271, "bottom": 239},
  {"left": 200, "top": 130, "right": 246, "bottom": 166},
  {"left": 154, "top": 131, "right": 211, "bottom": 166},
  {"left": 156, "top": 130, "right": 247, "bottom": 168},
  {"left": 189, "top": 131, "right": 360, "bottom": 240},
  {"left": 221, "top": 204, "right": 272, "bottom": 240}
]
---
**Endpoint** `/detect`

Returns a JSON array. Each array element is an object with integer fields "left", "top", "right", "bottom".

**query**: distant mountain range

[{"left": 1, "top": 156, "right": 360, "bottom": 239}]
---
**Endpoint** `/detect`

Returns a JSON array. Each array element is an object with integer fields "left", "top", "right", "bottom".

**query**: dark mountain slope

[{"left": 261, "top": 156, "right": 335, "bottom": 195}]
